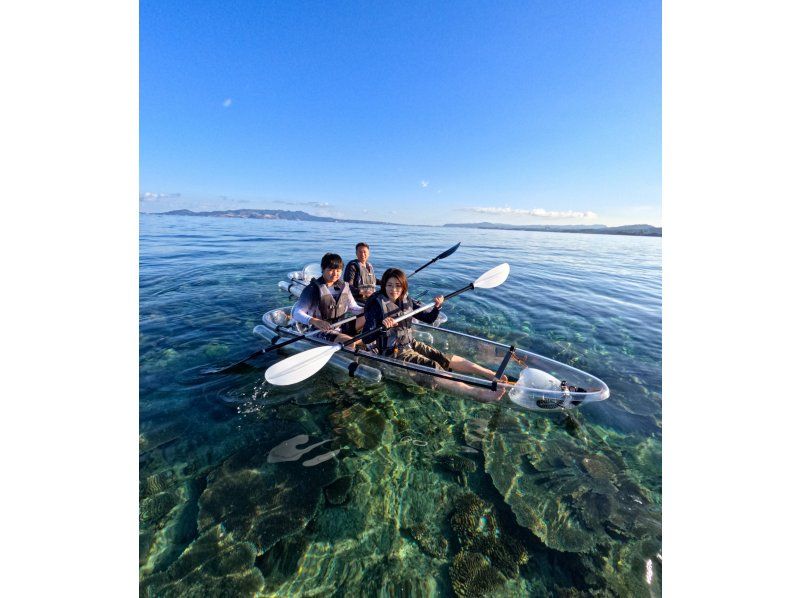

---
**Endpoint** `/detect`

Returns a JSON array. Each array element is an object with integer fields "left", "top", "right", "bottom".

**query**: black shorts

[{"left": 395, "top": 340, "right": 451, "bottom": 371}]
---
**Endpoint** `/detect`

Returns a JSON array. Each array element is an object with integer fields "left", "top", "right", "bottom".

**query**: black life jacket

[
  {"left": 373, "top": 293, "right": 414, "bottom": 354},
  {"left": 346, "top": 260, "right": 377, "bottom": 288},
  {"left": 310, "top": 277, "right": 351, "bottom": 322}
]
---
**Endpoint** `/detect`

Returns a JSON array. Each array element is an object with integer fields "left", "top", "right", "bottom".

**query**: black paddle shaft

[
  {"left": 264, "top": 303, "right": 409, "bottom": 359},
  {"left": 204, "top": 311, "right": 357, "bottom": 374},
  {"left": 262, "top": 310, "right": 360, "bottom": 352},
  {"left": 210, "top": 295, "right": 425, "bottom": 373},
  {"left": 408, "top": 242, "right": 460, "bottom": 277},
  {"left": 443, "top": 283, "right": 474, "bottom": 301}
]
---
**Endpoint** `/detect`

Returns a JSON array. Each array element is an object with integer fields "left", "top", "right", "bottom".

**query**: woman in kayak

[{"left": 363, "top": 268, "right": 506, "bottom": 403}]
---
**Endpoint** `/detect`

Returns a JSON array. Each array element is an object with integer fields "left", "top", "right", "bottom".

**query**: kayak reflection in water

[{"left": 363, "top": 268, "right": 507, "bottom": 403}]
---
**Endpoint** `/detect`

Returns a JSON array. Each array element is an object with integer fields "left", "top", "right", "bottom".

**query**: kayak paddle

[
  {"left": 201, "top": 313, "right": 361, "bottom": 374},
  {"left": 205, "top": 249, "right": 457, "bottom": 375},
  {"left": 407, "top": 242, "right": 460, "bottom": 278},
  {"left": 265, "top": 262, "right": 510, "bottom": 386},
  {"left": 202, "top": 291, "right": 431, "bottom": 375}
]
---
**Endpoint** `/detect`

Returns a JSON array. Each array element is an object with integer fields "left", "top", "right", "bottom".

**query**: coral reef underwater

[{"left": 140, "top": 374, "right": 661, "bottom": 597}]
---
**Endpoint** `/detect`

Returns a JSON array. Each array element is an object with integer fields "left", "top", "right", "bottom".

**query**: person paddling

[
  {"left": 292, "top": 253, "right": 364, "bottom": 344},
  {"left": 344, "top": 242, "right": 377, "bottom": 303},
  {"left": 363, "top": 268, "right": 506, "bottom": 403}
]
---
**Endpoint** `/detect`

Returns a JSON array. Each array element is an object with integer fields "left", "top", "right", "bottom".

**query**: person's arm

[
  {"left": 343, "top": 261, "right": 357, "bottom": 288},
  {"left": 291, "top": 285, "right": 316, "bottom": 325},
  {"left": 291, "top": 285, "right": 331, "bottom": 330},
  {"left": 343, "top": 284, "right": 364, "bottom": 315},
  {"left": 409, "top": 297, "right": 441, "bottom": 324},
  {"left": 363, "top": 297, "right": 382, "bottom": 334}
]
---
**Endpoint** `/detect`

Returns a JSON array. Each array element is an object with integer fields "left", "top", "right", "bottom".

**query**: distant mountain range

[
  {"left": 151, "top": 209, "right": 661, "bottom": 237},
  {"left": 155, "top": 208, "right": 394, "bottom": 226}
]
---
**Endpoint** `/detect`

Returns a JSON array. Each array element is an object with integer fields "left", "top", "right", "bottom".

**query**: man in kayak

[
  {"left": 344, "top": 242, "right": 377, "bottom": 303},
  {"left": 292, "top": 253, "right": 364, "bottom": 344},
  {"left": 363, "top": 268, "right": 506, "bottom": 403}
]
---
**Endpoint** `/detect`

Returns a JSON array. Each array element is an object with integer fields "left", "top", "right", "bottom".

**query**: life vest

[
  {"left": 373, "top": 293, "right": 414, "bottom": 354},
  {"left": 310, "top": 277, "right": 351, "bottom": 322},
  {"left": 346, "top": 260, "right": 377, "bottom": 288}
]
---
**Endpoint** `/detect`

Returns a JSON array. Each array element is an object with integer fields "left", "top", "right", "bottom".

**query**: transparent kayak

[
  {"left": 276, "top": 263, "right": 321, "bottom": 299},
  {"left": 256, "top": 307, "right": 610, "bottom": 412},
  {"left": 276, "top": 263, "right": 448, "bottom": 327}
]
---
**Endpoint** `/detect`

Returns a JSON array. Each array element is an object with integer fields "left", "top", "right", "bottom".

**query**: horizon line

[{"left": 141, "top": 208, "right": 661, "bottom": 232}]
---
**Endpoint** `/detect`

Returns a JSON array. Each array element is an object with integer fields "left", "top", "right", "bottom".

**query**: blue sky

[{"left": 140, "top": 1, "right": 661, "bottom": 226}]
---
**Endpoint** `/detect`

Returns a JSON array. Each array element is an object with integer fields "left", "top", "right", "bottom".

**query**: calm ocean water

[{"left": 139, "top": 214, "right": 661, "bottom": 596}]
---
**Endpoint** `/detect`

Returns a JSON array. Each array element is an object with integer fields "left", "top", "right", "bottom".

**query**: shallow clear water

[{"left": 140, "top": 214, "right": 661, "bottom": 596}]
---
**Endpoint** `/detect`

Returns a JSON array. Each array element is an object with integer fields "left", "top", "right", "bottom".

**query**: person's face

[
  {"left": 385, "top": 276, "right": 403, "bottom": 302},
  {"left": 322, "top": 266, "right": 342, "bottom": 284},
  {"left": 357, "top": 246, "right": 370, "bottom": 263}
]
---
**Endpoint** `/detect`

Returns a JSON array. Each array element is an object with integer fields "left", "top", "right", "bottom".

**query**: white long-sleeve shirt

[{"left": 291, "top": 281, "right": 363, "bottom": 325}]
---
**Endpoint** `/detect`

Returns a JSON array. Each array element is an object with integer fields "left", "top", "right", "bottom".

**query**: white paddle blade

[
  {"left": 473, "top": 263, "right": 510, "bottom": 289},
  {"left": 265, "top": 344, "right": 340, "bottom": 385}
]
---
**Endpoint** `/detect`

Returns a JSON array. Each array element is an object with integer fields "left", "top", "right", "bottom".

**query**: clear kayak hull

[{"left": 258, "top": 307, "right": 610, "bottom": 412}]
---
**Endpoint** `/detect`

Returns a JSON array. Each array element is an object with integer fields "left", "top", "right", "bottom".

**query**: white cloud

[
  {"left": 420, "top": 180, "right": 429, "bottom": 188},
  {"left": 139, "top": 192, "right": 181, "bottom": 202},
  {"left": 222, "top": 98, "right": 232, "bottom": 108},
  {"left": 461, "top": 206, "right": 598, "bottom": 219}
]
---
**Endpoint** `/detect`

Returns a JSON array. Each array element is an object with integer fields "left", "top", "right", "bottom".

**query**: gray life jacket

[
  {"left": 310, "top": 277, "right": 351, "bottom": 322},
  {"left": 374, "top": 293, "right": 414, "bottom": 354},
  {"left": 346, "top": 260, "right": 377, "bottom": 288}
]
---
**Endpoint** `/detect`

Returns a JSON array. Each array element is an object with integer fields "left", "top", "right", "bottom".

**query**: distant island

[
  {"left": 150, "top": 209, "right": 661, "bottom": 237},
  {"left": 155, "top": 208, "right": 395, "bottom": 226},
  {"left": 443, "top": 222, "right": 661, "bottom": 237}
]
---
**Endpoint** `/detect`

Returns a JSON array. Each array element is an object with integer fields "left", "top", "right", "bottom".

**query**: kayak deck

[{"left": 258, "top": 307, "right": 610, "bottom": 412}]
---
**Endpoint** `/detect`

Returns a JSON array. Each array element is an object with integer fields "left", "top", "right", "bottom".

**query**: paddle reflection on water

[{"left": 267, "top": 434, "right": 338, "bottom": 467}]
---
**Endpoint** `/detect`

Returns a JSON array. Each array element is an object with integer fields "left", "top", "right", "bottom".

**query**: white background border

[{"left": 3, "top": 1, "right": 799, "bottom": 594}]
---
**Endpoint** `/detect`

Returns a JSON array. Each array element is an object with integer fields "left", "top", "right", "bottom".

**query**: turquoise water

[{"left": 140, "top": 214, "right": 661, "bottom": 596}]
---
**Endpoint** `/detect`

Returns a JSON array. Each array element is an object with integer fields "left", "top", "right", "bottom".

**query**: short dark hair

[
  {"left": 321, "top": 253, "right": 344, "bottom": 270},
  {"left": 379, "top": 268, "right": 408, "bottom": 298},
  {"left": 356, "top": 242, "right": 370, "bottom": 251}
]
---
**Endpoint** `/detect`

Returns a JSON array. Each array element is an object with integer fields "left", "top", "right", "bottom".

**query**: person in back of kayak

[
  {"left": 363, "top": 268, "right": 506, "bottom": 403},
  {"left": 344, "top": 242, "right": 377, "bottom": 302},
  {"left": 292, "top": 253, "right": 364, "bottom": 344}
]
